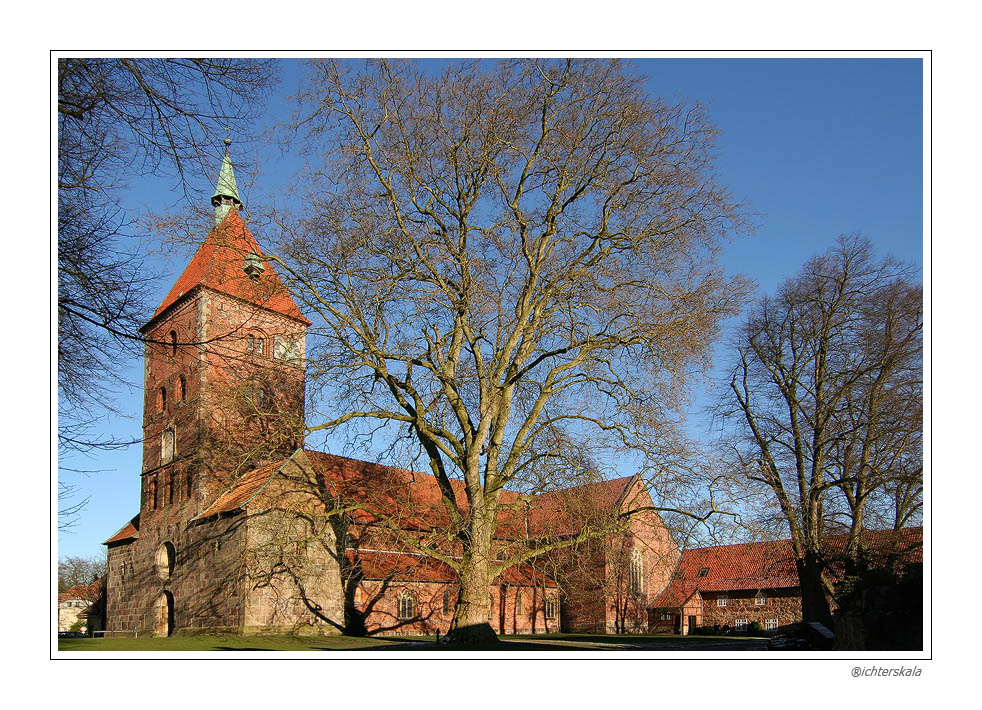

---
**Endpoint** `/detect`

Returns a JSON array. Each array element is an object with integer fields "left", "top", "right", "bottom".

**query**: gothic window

[
  {"left": 545, "top": 595, "right": 557, "bottom": 620},
  {"left": 159, "top": 386, "right": 167, "bottom": 412},
  {"left": 155, "top": 542, "right": 175, "bottom": 581},
  {"left": 630, "top": 548, "right": 644, "bottom": 596},
  {"left": 397, "top": 590, "right": 415, "bottom": 620},
  {"left": 179, "top": 375, "right": 187, "bottom": 401},
  {"left": 161, "top": 428, "right": 175, "bottom": 463},
  {"left": 247, "top": 334, "right": 265, "bottom": 356}
]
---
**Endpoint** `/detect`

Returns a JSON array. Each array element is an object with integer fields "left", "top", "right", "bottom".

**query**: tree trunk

[
  {"left": 796, "top": 549, "right": 833, "bottom": 627},
  {"left": 445, "top": 518, "right": 499, "bottom": 645}
]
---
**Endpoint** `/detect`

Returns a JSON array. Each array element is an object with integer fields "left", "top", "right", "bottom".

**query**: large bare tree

[
  {"left": 272, "top": 59, "right": 750, "bottom": 641},
  {"left": 725, "top": 234, "right": 922, "bottom": 626}
]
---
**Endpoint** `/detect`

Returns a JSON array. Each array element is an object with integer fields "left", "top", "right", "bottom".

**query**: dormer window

[
  {"left": 697, "top": 567, "right": 709, "bottom": 578},
  {"left": 244, "top": 252, "right": 264, "bottom": 279}
]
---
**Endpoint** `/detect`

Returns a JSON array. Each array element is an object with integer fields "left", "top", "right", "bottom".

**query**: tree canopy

[
  {"left": 271, "top": 59, "right": 751, "bottom": 639},
  {"left": 724, "top": 234, "right": 922, "bottom": 624}
]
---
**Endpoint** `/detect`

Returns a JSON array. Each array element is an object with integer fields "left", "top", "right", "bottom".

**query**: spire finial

[{"left": 211, "top": 137, "right": 242, "bottom": 225}]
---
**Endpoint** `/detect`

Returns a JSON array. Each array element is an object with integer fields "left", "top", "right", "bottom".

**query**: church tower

[
  {"left": 137, "top": 141, "right": 310, "bottom": 520},
  {"left": 104, "top": 143, "right": 310, "bottom": 636}
]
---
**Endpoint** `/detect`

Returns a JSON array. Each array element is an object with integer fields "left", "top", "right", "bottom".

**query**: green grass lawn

[{"left": 59, "top": 632, "right": 765, "bottom": 652}]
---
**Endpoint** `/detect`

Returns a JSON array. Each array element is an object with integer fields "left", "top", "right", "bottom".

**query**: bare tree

[
  {"left": 724, "top": 235, "right": 922, "bottom": 626},
  {"left": 58, "top": 555, "right": 107, "bottom": 593},
  {"left": 57, "top": 57, "right": 277, "bottom": 522},
  {"left": 269, "top": 59, "right": 749, "bottom": 642}
]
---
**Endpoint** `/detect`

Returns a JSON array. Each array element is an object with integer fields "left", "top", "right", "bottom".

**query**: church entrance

[{"left": 154, "top": 591, "right": 174, "bottom": 637}]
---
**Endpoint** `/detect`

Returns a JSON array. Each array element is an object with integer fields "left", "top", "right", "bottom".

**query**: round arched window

[{"left": 155, "top": 541, "right": 176, "bottom": 581}]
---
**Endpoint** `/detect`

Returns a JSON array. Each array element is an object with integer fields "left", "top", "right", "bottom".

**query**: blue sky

[{"left": 56, "top": 57, "right": 925, "bottom": 560}]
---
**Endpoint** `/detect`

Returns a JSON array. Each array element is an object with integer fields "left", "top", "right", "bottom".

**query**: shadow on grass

[{"left": 59, "top": 633, "right": 770, "bottom": 652}]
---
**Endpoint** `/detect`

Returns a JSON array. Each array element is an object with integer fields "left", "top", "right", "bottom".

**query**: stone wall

[
  {"left": 105, "top": 514, "right": 247, "bottom": 635},
  {"left": 698, "top": 588, "right": 801, "bottom": 632}
]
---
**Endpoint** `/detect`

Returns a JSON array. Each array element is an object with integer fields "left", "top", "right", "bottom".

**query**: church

[{"left": 102, "top": 146, "right": 681, "bottom": 637}]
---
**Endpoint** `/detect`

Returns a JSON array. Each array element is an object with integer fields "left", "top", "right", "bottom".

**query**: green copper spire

[{"left": 211, "top": 138, "right": 243, "bottom": 225}]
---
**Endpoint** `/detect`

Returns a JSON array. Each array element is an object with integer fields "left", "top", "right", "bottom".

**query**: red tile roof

[
  {"left": 649, "top": 527, "right": 923, "bottom": 610},
  {"left": 193, "top": 458, "right": 287, "bottom": 520},
  {"left": 193, "top": 450, "right": 641, "bottom": 547},
  {"left": 348, "top": 550, "right": 556, "bottom": 587},
  {"left": 526, "top": 476, "right": 636, "bottom": 537},
  {"left": 103, "top": 515, "right": 140, "bottom": 545},
  {"left": 303, "top": 450, "right": 531, "bottom": 536},
  {"left": 58, "top": 580, "right": 104, "bottom": 603},
  {"left": 147, "top": 209, "right": 309, "bottom": 327},
  {"left": 350, "top": 550, "right": 458, "bottom": 582}
]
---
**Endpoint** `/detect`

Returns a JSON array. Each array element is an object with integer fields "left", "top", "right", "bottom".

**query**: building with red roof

[
  {"left": 101, "top": 146, "right": 919, "bottom": 641},
  {"left": 103, "top": 147, "right": 678, "bottom": 638},
  {"left": 648, "top": 528, "right": 922, "bottom": 635},
  {"left": 58, "top": 580, "right": 104, "bottom": 633}
]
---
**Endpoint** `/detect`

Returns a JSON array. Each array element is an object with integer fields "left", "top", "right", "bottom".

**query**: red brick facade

[{"left": 647, "top": 530, "right": 922, "bottom": 635}]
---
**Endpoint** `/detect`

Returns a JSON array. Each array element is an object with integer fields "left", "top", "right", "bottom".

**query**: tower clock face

[{"left": 274, "top": 336, "right": 302, "bottom": 363}]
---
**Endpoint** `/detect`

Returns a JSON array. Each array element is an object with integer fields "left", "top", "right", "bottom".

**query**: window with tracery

[
  {"left": 630, "top": 548, "right": 644, "bottom": 596},
  {"left": 545, "top": 596, "right": 557, "bottom": 620},
  {"left": 397, "top": 590, "right": 415, "bottom": 620}
]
